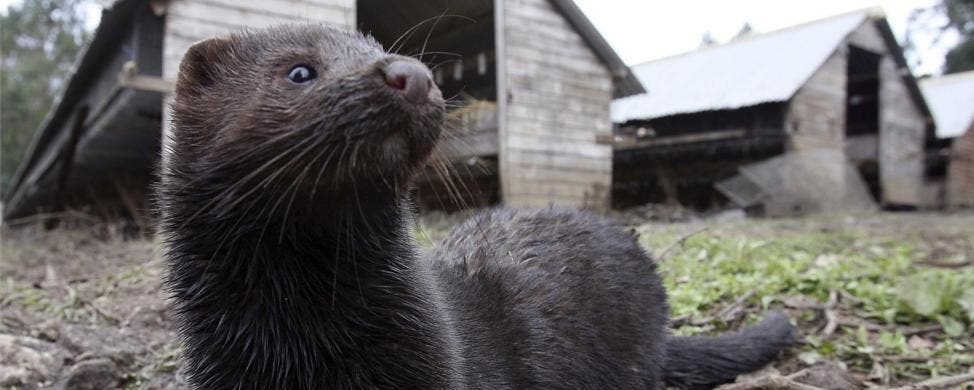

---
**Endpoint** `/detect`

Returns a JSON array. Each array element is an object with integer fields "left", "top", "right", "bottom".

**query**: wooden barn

[
  {"left": 2, "top": 0, "right": 643, "bottom": 221},
  {"left": 611, "top": 10, "right": 935, "bottom": 215},
  {"left": 920, "top": 70, "right": 974, "bottom": 209}
]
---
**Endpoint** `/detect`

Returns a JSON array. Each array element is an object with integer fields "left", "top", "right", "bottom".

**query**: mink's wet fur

[{"left": 157, "top": 24, "right": 795, "bottom": 390}]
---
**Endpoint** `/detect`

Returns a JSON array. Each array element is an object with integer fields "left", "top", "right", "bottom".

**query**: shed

[
  {"left": 3, "top": 0, "right": 642, "bottom": 221},
  {"left": 920, "top": 70, "right": 974, "bottom": 208},
  {"left": 610, "top": 9, "right": 934, "bottom": 215}
]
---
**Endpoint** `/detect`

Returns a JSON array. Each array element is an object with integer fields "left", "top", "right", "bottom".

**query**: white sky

[
  {"left": 574, "top": 0, "right": 957, "bottom": 75},
  {"left": 0, "top": 0, "right": 959, "bottom": 75}
]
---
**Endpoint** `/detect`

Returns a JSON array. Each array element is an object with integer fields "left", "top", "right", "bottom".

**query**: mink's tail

[{"left": 662, "top": 311, "right": 796, "bottom": 389}]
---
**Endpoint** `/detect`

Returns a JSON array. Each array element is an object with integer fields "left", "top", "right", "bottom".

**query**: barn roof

[
  {"left": 920, "top": 70, "right": 974, "bottom": 139},
  {"left": 612, "top": 9, "right": 900, "bottom": 123}
]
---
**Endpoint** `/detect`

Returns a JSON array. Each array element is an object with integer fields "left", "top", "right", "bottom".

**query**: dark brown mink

[{"left": 156, "top": 24, "right": 795, "bottom": 389}]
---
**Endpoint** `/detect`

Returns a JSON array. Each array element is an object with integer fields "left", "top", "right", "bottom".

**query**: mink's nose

[{"left": 383, "top": 60, "right": 436, "bottom": 104}]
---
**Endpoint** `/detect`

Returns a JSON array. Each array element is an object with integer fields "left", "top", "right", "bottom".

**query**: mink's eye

[{"left": 287, "top": 65, "right": 316, "bottom": 84}]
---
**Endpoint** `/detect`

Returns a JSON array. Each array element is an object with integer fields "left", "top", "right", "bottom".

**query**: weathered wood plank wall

[
  {"left": 499, "top": 0, "right": 613, "bottom": 209},
  {"left": 847, "top": 20, "right": 928, "bottom": 206},
  {"left": 784, "top": 47, "right": 847, "bottom": 151},
  {"left": 162, "top": 0, "right": 354, "bottom": 82},
  {"left": 948, "top": 126, "right": 974, "bottom": 208},
  {"left": 876, "top": 57, "right": 927, "bottom": 206},
  {"left": 784, "top": 20, "right": 929, "bottom": 206},
  {"left": 160, "top": 0, "right": 355, "bottom": 166},
  {"left": 781, "top": 45, "right": 851, "bottom": 204}
]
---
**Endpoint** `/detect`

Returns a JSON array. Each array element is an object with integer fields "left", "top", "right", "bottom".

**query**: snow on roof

[
  {"left": 611, "top": 11, "right": 870, "bottom": 123},
  {"left": 920, "top": 71, "right": 974, "bottom": 139}
]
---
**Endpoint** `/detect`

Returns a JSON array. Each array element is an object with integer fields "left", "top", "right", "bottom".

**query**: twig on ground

[
  {"left": 888, "top": 372, "right": 974, "bottom": 390},
  {"left": 718, "top": 370, "right": 825, "bottom": 390},
  {"left": 717, "top": 290, "right": 755, "bottom": 322},
  {"left": 837, "top": 317, "right": 884, "bottom": 332},
  {"left": 916, "top": 258, "right": 973, "bottom": 269},
  {"left": 880, "top": 355, "right": 931, "bottom": 363},
  {"left": 822, "top": 310, "right": 839, "bottom": 337},
  {"left": 834, "top": 316, "right": 943, "bottom": 338},
  {"left": 826, "top": 290, "right": 838, "bottom": 307},
  {"left": 821, "top": 290, "right": 839, "bottom": 337},
  {"left": 656, "top": 226, "right": 710, "bottom": 261},
  {"left": 901, "top": 324, "right": 943, "bottom": 337}
]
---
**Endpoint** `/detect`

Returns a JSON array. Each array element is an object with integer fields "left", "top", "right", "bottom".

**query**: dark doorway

[
  {"left": 846, "top": 46, "right": 881, "bottom": 136},
  {"left": 845, "top": 45, "right": 882, "bottom": 201}
]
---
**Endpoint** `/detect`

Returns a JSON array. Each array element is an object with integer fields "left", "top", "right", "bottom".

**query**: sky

[
  {"left": 574, "top": 0, "right": 957, "bottom": 75},
  {"left": 0, "top": 0, "right": 959, "bottom": 76}
]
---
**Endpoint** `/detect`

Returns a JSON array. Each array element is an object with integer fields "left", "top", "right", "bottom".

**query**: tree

[
  {"left": 905, "top": 0, "right": 974, "bottom": 75},
  {"left": 699, "top": 31, "right": 717, "bottom": 48},
  {"left": 943, "top": 0, "right": 974, "bottom": 73},
  {"left": 0, "top": 0, "right": 93, "bottom": 199},
  {"left": 733, "top": 22, "right": 754, "bottom": 41}
]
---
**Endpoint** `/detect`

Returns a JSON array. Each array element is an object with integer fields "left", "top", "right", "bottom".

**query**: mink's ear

[{"left": 175, "top": 37, "right": 235, "bottom": 94}]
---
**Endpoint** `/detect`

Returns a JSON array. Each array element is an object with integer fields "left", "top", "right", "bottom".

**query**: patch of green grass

[
  {"left": 646, "top": 226, "right": 974, "bottom": 383},
  {"left": 0, "top": 280, "right": 97, "bottom": 323}
]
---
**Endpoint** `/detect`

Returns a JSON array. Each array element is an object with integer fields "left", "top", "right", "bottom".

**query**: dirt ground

[
  {"left": 1, "top": 211, "right": 972, "bottom": 389},
  {"left": 1, "top": 220, "right": 178, "bottom": 389}
]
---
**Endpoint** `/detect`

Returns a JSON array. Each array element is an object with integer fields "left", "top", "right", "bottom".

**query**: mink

[{"left": 156, "top": 24, "right": 794, "bottom": 389}]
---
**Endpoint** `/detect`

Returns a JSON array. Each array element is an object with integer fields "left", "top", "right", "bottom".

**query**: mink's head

[{"left": 164, "top": 24, "right": 443, "bottom": 221}]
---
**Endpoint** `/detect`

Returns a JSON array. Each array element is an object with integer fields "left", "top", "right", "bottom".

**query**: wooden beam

[
  {"left": 437, "top": 130, "right": 498, "bottom": 159},
  {"left": 595, "top": 133, "right": 614, "bottom": 145},
  {"left": 119, "top": 61, "right": 174, "bottom": 93},
  {"left": 614, "top": 129, "right": 747, "bottom": 150}
]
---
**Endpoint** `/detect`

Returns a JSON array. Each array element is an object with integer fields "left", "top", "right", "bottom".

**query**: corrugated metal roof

[
  {"left": 611, "top": 11, "right": 870, "bottom": 123},
  {"left": 920, "top": 70, "right": 974, "bottom": 139}
]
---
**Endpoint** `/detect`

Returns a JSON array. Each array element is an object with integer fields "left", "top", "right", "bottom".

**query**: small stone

[
  {"left": 792, "top": 361, "right": 861, "bottom": 390},
  {"left": 58, "top": 358, "right": 120, "bottom": 390},
  {"left": 33, "top": 320, "right": 62, "bottom": 342}
]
